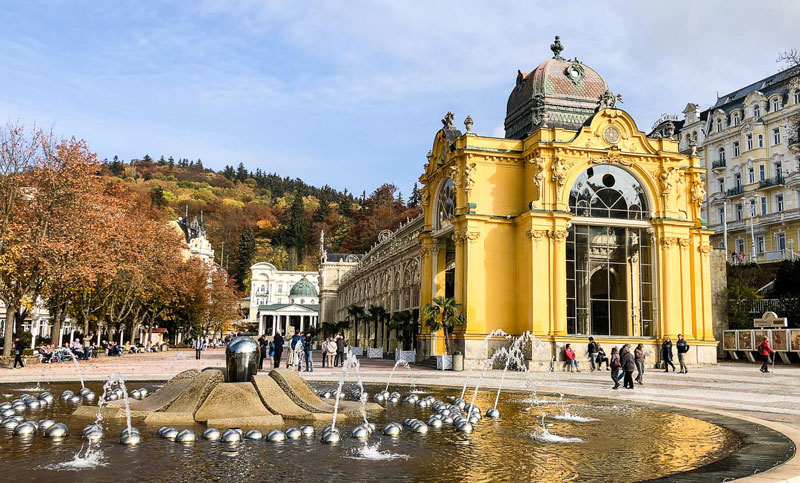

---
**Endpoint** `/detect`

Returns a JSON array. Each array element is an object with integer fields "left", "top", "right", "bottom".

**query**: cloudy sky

[{"left": 0, "top": 1, "right": 797, "bottom": 196}]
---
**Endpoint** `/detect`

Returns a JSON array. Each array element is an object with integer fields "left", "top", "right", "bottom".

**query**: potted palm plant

[
  {"left": 421, "top": 296, "right": 466, "bottom": 370},
  {"left": 346, "top": 305, "right": 365, "bottom": 356},
  {"left": 389, "top": 310, "right": 417, "bottom": 363}
]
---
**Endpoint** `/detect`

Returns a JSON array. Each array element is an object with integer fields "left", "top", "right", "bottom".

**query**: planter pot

[
  {"left": 395, "top": 350, "right": 416, "bottom": 364},
  {"left": 436, "top": 355, "right": 453, "bottom": 371},
  {"left": 350, "top": 347, "right": 363, "bottom": 356},
  {"left": 367, "top": 348, "right": 383, "bottom": 359}
]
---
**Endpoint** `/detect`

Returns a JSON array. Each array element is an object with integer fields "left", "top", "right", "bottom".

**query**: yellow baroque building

[{"left": 415, "top": 45, "right": 717, "bottom": 367}]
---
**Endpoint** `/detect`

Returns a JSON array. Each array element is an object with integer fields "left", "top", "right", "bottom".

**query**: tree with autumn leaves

[{"left": 0, "top": 124, "right": 241, "bottom": 357}]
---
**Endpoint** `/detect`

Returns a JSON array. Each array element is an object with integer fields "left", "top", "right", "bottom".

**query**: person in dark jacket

[
  {"left": 272, "top": 330, "right": 284, "bottom": 368},
  {"left": 13, "top": 338, "right": 26, "bottom": 368},
  {"left": 621, "top": 344, "right": 636, "bottom": 389},
  {"left": 258, "top": 335, "right": 268, "bottom": 370},
  {"left": 595, "top": 344, "right": 609, "bottom": 370},
  {"left": 335, "top": 335, "right": 345, "bottom": 367},
  {"left": 661, "top": 337, "right": 675, "bottom": 372},
  {"left": 587, "top": 337, "right": 598, "bottom": 371},
  {"left": 610, "top": 347, "right": 621, "bottom": 390},
  {"left": 676, "top": 334, "right": 689, "bottom": 374},
  {"left": 303, "top": 333, "right": 314, "bottom": 373}
]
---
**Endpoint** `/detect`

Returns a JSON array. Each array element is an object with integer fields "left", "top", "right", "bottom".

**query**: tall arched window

[
  {"left": 716, "top": 119, "right": 723, "bottom": 132},
  {"left": 753, "top": 104, "right": 761, "bottom": 118},
  {"left": 567, "top": 165, "right": 654, "bottom": 338},
  {"left": 718, "top": 147, "right": 726, "bottom": 163},
  {"left": 435, "top": 178, "right": 455, "bottom": 229}
]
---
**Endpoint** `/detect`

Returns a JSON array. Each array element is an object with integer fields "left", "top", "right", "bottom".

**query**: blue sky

[{"left": 0, "top": 1, "right": 797, "bottom": 196}]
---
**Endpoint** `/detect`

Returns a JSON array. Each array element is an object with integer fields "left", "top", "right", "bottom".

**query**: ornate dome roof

[
  {"left": 504, "top": 36, "right": 609, "bottom": 139},
  {"left": 289, "top": 276, "right": 317, "bottom": 298}
]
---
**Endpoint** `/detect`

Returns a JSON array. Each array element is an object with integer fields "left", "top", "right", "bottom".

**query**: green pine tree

[
  {"left": 287, "top": 193, "right": 309, "bottom": 262},
  {"left": 236, "top": 225, "right": 256, "bottom": 291}
]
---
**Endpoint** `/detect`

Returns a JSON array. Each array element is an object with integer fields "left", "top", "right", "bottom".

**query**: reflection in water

[{"left": 0, "top": 382, "right": 741, "bottom": 481}]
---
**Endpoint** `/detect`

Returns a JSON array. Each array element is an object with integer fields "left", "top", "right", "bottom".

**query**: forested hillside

[{"left": 99, "top": 156, "right": 422, "bottom": 290}]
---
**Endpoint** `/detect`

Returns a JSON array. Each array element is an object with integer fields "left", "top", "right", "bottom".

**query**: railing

[
  {"left": 712, "top": 159, "right": 727, "bottom": 169},
  {"left": 759, "top": 175, "right": 785, "bottom": 189},
  {"left": 727, "top": 185, "right": 744, "bottom": 196}
]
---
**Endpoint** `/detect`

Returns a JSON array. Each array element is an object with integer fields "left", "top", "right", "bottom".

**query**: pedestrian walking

[
  {"left": 621, "top": 344, "right": 635, "bottom": 389},
  {"left": 258, "top": 334, "right": 268, "bottom": 370},
  {"left": 661, "top": 336, "right": 675, "bottom": 372},
  {"left": 587, "top": 337, "right": 598, "bottom": 372},
  {"left": 676, "top": 334, "right": 690, "bottom": 374},
  {"left": 273, "top": 330, "right": 284, "bottom": 368},
  {"left": 303, "top": 333, "right": 314, "bottom": 373},
  {"left": 325, "top": 338, "right": 336, "bottom": 368},
  {"left": 193, "top": 336, "right": 203, "bottom": 360},
  {"left": 13, "top": 337, "right": 26, "bottom": 369},
  {"left": 634, "top": 343, "right": 645, "bottom": 385},
  {"left": 610, "top": 347, "right": 621, "bottom": 390},
  {"left": 758, "top": 336, "right": 774, "bottom": 373},
  {"left": 290, "top": 330, "right": 304, "bottom": 372}
]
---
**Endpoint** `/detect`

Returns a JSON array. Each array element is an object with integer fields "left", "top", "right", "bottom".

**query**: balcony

[
  {"left": 759, "top": 174, "right": 785, "bottom": 189},
  {"left": 726, "top": 185, "right": 744, "bottom": 197},
  {"left": 712, "top": 159, "right": 727, "bottom": 170}
]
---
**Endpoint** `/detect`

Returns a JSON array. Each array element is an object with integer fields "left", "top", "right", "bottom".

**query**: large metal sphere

[
  {"left": 68, "top": 395, "right": 82, "bottom": 404},
  {"left": 453, "top": 398, "right": 466, "bottom": 410},
  {"left": 322, "top": 392, "right": 331, "bottom": 399},
  {"left": 222, "top": 429, "right": 241, "bottom": 443},
  {"left": 83, "top": 423, "right": 102, "bottom": 435},
  {"left": 1, "top": 409, "right": 15, "bottom": 419},
  {"left": 19, "top": 394, "right": 32, "bottom": 401},
  {"left": 202, "top": 428, "right": 220, "bottom": 441},
  {"left": 106, "top": 393, "right": 119, "bottom": 401},
  {"left": 78, "top": 388, "right": 91, "bottom": 397},
  {"left": 138, "top": 388, "right": 149, "bottom": 397},
  {"left": 428, "top": 418, "right": 443, "bottom": 428},
  {"left": 245, "top": 429, "right": 263, "bottom": 440},
  {"left": 383, "top": 423, "right": 402, "bottom": 436},
  {"left": 387, "top": 396, "right": 400, "bottom": 404},
  {"left": 351, "top": 425, "right": 370, "bottom": 440},
  {"left": 13, "top": 421, "right": 36, "bottom": 436},
  {"left": 468, "top": 415, "right": 480, "bottom": 425},
  {"left": 82, "top": 391, "right": 96, "bottom": 402},
  {"left": 61, "top": 390, "right": 74, "bottom": 399},
  {"left": 2, "top": 418, "right": 20, "bottom": 430},
  {"left": 45, "top": 423, "right": 69, "bottom": 438},
  {"left": 38, "top": 398, "right": 50, "bottom": 406},
  {"left": 120, "top": 433, "right": 141, "bottom": 445},
  {"left": 121, "top": 427, "right": 140, "bottom": 437},
  {"left": 412, "top": 423, "right": 429, "bottom": 434},
  {"left": 0, "top": 402, "right": 11, "bottom": 411},
  {"left": 299, "top": 425, "right": 315, "bottom": 437},
  {"left": 285, "top": 427, "right": 302, "bottom": 439},
  {"left": 12, "top": 404, "right": 25, "bottom": 414},
  {"left": 157, "top": 426, "right": 173, "bottom": 437},
  {"left": 456, "top": 421, "right": 474, "bottom": 433},
  {"left": 38, "top": 419, "right": 56, "bottom": 431},
  {"left": 442, "top": 416, "right": 454, "bottom": 425},
  {"left": 176, "top": 429, "right": 196, "bottom": 443},
  {"left": 161, "top": 428, "right": 179, "bottom": 440},
  {"left": 320, "top": 429, "right": 340, "bottom": 444},
  {"left": 372, "top": 393, "right": 385, "bottom": 403},
  {"left": 129, "top": 390, "right": 142, "bottom": 400},
  {"left": 267, "top": 430, "right": 285, "bottom": 442},
  {"left": 225, "top": 336, "right": 260, "bottom": 383},
  {"left": 83, "top": 429, "right": 103, "bottom": 442}
]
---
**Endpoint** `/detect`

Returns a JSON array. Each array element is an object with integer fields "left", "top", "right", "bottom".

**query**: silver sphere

[
  {"left": 176, "top": 429, "right": 196, "bottom": 443},
  {"left": 438, "top": 408, "right": 451, "bottom": 416},
  {"left": 1, "top": 409, "right": 15, "bottom": 419},
  {"left": 245, "top": 429, "right": 263, "bottom": 440},
  {"left": 468, "top": 415, "right": 480, "bottom": 425},
  {"left": 299, "top": 425, "right": 315, "bottom": 437},
  {"left": 38, "top": 419, "right": 56, "bottom": 431},
  {"left": 61, "top": 390, "right": 74, "bottom": 400},
  {"left": 351, "top": 425, "right": 370, "bottom": 440},
  {"left": 322, "top": 392, "right": 331, "bottom": 399},
  {"left": 428, "top": 418, "right": 443, "bottom": 428},
  {"left": 82, "top": 423, "right": 102, "bottom": 435},
  {"left": 412, "top": 423, "right": 429, "bottom": 434},
  {"left": 78, "top": 388, "right": 91, "bottom": 397},
  {"left": 2, "top": 418, "right": 20, "bottom": 430},
  {"left": 68, "top": 395, "right": 81, "bottom": 404},
  {"left": 83, "top": 429, "right": 103, "bottom": 442},
  {"left": 285, "top": 427, "right": 302, "bottom": 439},
  {"left": 82, "top": 392, "right": 96, "bottom": 402},
  {"left": 121, "top": 427, "right": 140, "bottom": 437},
  {"left": 25, "top": 399, "right": 41, "bottom": 410},
  {"left": 13, "top": 421, "right": 37, "bottom": 436},
  {"left": 202, "top": 428, "right": 221, "bottom": 441},
  {"left": 267, "top": 429, "right": 286, "bottom": 442},
  {"left": 161, "top": 428, "right": 179, "bottom": 440},
  {"left": 157, "top": 426, "right": 173, "bottom": 437},
  {"left": 387, "top": 396, "right": 400, "bottom": 404},
  {"left": 45, "top": 423, "right": 69, "bottom": 438},
  {"left": 222, "top": 429, "right": 241, "bottom": 443},
  {"left": 383, "top": 423, "right": 402, "bottom": 436},
  {"left": 120, "top": 432, "right": 141, "bottom": 446},
  {"left": 0, "top": 402, "right": 10, "bottom": 410},
  {"left": 456, "top": 421, "right": 474, "bottom": 433},
  {"left": 372, "top": 393, "right": 385, "bottom": 403},
  {"left": 106, "top": 393, "right": 119, "bottom": 401},
  {"left": 12, "top": 404, "right": 25, "bottom": 414},
  {"left": 320, "top": 429, "right": 340, "bottom": 444},
  {"left": 42, "top": 394, "right": 55, "bottom": 405},
  {"left": 138, "top": 388, "right": 149, "bottom": 397},
  {"left": 415, "top": 399, "right": 429, "bottom": 408},
  {"left": 442, "top": 416, "right": 454, "bottom": 425},
  {"left": 453, "top": 398, "right": 466, "bottom": 410},
  {"left": 38, "top": 398, "right": 50, "bottom": 406},
  {"left": 129, "top": 390, "right": 141, "bottom": 400}
]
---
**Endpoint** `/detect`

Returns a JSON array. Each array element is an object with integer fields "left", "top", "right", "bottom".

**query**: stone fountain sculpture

[{"left": 74, "top": 336, "right": 381, "bottom": 429}]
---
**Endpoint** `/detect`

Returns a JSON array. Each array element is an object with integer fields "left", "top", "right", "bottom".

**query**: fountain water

[
  {"left": 384, "top": 359, "right": 410, "bottom": 393},
  {"left": 490, "top": 332, "right": 532, "bottom": 415},
  {"left": 63, "top": 351, "right": 86, "bottom": 389},
  {"left": 167, "top": 351, "right": 187, "bottom": 375},
  {"left": 466, "top": 347, "right": 509, "bottom": 418},
  {"left": 99, "top": 372, "right": 137, "bottom": 444},
  {"left": 459, "top": 329, "right": 510, "bottom": 399}
]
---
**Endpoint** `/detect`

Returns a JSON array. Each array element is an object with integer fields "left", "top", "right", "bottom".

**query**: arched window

[
  {"left": 718, "top": 147, "right": 726, "bottom": 162},
  {"left": 794, "top": 90, "right": 800, "bottom": 105},
  {"left": 435, "top": 178, "right": 455, "bottom": 229},
  {"left": 716, "top": 119, "right": 723, "bottom": 132},
  {"left": 732, "top": 113, "right": 740, "bottom": 126},
  {"left": 753, "top": 104, "right": 761, "bottom": 118},
  {"left": 568, "top": 165, "right": 649, "bottom": 220},
  {"left": 772, "top": 98, "right": 780, "bottom": 112}
]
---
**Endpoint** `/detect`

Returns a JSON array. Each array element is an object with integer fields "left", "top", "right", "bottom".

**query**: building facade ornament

[
  {"left": 698, "top": 245, "right": 712, "bottom": 255},
  {"left": 551, "top": 156, "right": 570, "bottom": 198},
  {"left": 660, "top": 236, "right": 677, "bottom": 248},
  {"left": 464, "top": 115, "right": 473, "bottom": 133},
  {"left": 464, "top": 162, "right": 477, "bottom": 193},
  {"left": 597, "top": 89, "right": 623, "bottom": 110},
  {"left": 441, "top": 111, "right": 455, "bottom": 129},
  {"left": 528, "top": 156, "right": 546, "bottom": 193},
  {"left": 678, "top": 238, "right": 691, "bottom": 249},
  {"left": 548, "top": 229, "right": 569, "bottom": 243},
  {"left": 525, "top": 228, "right": 547, "bottom": 241},
  {"left": 591, "top": 147, "right": 631, "bottom": 166},
  {"left": 690, "top": 172, "right": 705, "bottom": 209}
]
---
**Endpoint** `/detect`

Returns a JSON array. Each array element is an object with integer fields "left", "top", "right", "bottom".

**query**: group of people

[
  {"left": 255, "top": 332, "right": 352, "bottom": 373},
  {"left": 658, "top": 335, "right": 690, "bottom": 373}
]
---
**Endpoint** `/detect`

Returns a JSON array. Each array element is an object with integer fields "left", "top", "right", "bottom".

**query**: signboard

[
  {"left": 738, "top": 330, "right": 753, "bottom": 351},
  {"left": 723, "top": 331, "right": 737, "bottom": 351},
  {"left": 790, "top": 330, "right": 800, "bottom": 352},
  {"left": 753, "top": 330, "right": 770, "bottom": 347},
  {"left": 753, "top": 311, "right": 788, "bottom": 328},
  {"left": 772, "top": 330, "right": 788, "bottom": 351}
]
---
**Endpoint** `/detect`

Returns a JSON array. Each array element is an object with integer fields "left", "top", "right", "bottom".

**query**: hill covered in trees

[{"left": 99, "top": 156, "right": 422, "bottom": 290}]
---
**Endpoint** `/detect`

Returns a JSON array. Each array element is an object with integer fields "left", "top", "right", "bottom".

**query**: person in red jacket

[
  {"left": 564, "top": 344, "right": 580, "bottom": 372},
  {"left": 759, "top": 336, "right": 774, "bottom": 373}
]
